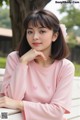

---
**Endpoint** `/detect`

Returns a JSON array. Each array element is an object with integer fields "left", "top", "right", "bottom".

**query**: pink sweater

[{"left": 1, "top": 51, "right": 75, "bottom": 120}]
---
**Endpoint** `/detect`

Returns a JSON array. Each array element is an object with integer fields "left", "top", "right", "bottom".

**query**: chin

[{"left": 33, "top": 47, "right": 43, "bottom": 51}]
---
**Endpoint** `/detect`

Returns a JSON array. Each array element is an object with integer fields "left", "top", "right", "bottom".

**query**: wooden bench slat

[
  {"left": 3, "top": 112, "right": 23, "bottom": 120},
  {"left": 68, "top": 116, "right": 80, "bottom": 120},
  {"left": 72, "top": 98, "right": 80, "bottom": 106},
  {"left": 64, "top": 105, "right": 80, "bottom": 119}
]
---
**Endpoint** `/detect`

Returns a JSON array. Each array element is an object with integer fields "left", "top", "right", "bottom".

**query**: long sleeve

[
  {"left": 23, "top": 101, "right": 64, "bottom": 120},
  {"left": 22, "top": 60, "right": 75, "bottom": 120},
  {"left": 1, "top": 51, "right": 27, "bottom": 100}
]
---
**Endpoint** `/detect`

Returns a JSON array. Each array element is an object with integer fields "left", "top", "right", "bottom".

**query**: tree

[{"left": 0, "top": 0, "right": 51, "bottom": 50}]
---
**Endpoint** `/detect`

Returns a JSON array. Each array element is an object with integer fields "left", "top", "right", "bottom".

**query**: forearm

[
  {"left": 0, "top": 95, "right": 24, "bottom": 111},
  {"left": 2, "top": 63, "right": 27, "bottom": 100}
]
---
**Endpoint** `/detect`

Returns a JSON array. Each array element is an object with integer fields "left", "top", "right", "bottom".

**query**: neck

[{"left": 35, "top": 57, "right": 53, "bottom": 67}]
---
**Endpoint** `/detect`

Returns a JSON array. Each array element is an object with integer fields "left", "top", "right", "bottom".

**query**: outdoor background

[{"left": 0, "top": 0, "right": 80, "bottom": 76}]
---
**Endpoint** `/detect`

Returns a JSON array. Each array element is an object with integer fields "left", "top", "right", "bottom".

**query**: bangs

[
  {"left": 24, "top": 12, "right": 53, "bottom": 29},
  {"left": 28, "top": 16, "right": 46, "bottom": 28}
]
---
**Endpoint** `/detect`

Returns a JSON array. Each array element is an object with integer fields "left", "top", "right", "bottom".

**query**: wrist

[
  {"left": 20, "top": 57, "right": 28, "bottom": 64},
  {"left": 17, "top": 101, "right": 24, "bottom": 111}
]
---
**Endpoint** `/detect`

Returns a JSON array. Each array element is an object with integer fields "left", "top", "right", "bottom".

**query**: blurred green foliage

[
  {"left": 0, "top": 8, "right": 11, "bottom": 28},
  {"left": 59, "top": 4, "right": 80, "bottom": 30},
  {"left": 0, "top": 57, "right": 6, "bottom": 68},
  {"left": 74, "top": 62, "right": 80, "bottom": 76},
  {"left": 0, "top": 0, "right": 9, "bottom": 6}
]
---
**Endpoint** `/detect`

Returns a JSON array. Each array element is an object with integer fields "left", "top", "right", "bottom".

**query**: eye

[
  {"left": 27, "top": 30, "right": 33, "bottom": 34},
  {"left": 40, "top": 30, "right": 46, "bottom": 34}
]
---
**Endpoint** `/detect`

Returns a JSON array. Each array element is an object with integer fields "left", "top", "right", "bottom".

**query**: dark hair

[{"left": 17, "top": 9, "right": 69, "bottom": 60}]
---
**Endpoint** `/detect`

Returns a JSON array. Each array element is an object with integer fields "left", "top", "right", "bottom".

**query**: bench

[
  {"left": 64, "top": 77, "right": 80, "bottom": 120},
  {"left": 0, "top": 68, "right": 80, "bottom": 120},
  {"left": 0, "top": 68, "right": 5, "bottom": 91}
]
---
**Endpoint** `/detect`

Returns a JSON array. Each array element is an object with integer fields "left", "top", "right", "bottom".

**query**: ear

[{"left": 52, "top": 32, "right": 59, "bottom": 42}]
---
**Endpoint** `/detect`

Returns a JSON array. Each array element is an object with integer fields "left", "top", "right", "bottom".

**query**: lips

[{"left": 32, "top": 42, "right": 42, "bottom": 46}]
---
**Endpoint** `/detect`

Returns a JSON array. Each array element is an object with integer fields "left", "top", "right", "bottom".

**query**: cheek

[
  {"left": 43, "top": 40, "right": 52, "bottom": 47},
  {"left": 26, "top": 37, "right": 31, "bottom": 47},
  {"left": 44, "top": 37, "right": 53, "bottom": 44},
  {"left": 26, "top": 35, "right": 32, "bottom": 43}
]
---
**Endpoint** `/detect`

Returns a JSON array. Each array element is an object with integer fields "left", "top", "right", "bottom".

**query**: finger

[
  {"left": 0, "top": 98, "right": 5, "bottom": 107},
  {"left": 37, "top": 52, "right": 47, "bottom": 61},
  {"left": 0, "top": 103, "right": 4, "bottom": 108},
  {"left": 0, "top": 98, "right": 5, "bottom": 104},
  {"left": 32, "top": 49, "right": 47, "bottom": 60},
  {"left": 0, "top": 93, "right": 5, "bottom": 97}
]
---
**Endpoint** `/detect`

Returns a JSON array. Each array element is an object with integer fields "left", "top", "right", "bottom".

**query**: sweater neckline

[{"left": 32, "top": 60, "right": 57, "bottom": 71}]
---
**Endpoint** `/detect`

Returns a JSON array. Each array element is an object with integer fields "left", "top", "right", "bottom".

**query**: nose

[{"left": 33, "top": 32, "right": 39, "bottom": 40}]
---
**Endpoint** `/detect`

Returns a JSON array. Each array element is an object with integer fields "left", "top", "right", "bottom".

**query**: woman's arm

[
  {"left": 0, "top": 50, "right": 46, "bottom": 110},
  {"left": 1, "top": 50, "right": 46, "bottom": 99},
  {"left": 1, "top": 51, "right": 27, "bottom": 100}
]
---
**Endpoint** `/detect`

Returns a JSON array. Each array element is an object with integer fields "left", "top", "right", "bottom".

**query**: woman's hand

[
  {"left": 0, "top": 96, "right": 23, "bottom": 111},
  {"left": 20, "top": 49, "right": 47, "bottom": 64}
]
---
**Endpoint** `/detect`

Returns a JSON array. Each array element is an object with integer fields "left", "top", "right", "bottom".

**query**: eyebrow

[{"left": 27, "top": 27, "right": 46, "bottom": 29}]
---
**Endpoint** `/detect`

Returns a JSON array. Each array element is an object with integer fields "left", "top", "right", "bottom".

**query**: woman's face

[{"left": 26, "top": 23, "right": 57, "bottom": 52}]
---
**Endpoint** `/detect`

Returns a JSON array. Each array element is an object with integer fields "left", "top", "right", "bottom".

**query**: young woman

[{"left": 0, "top": 9, "right": 75, "bottom": 120}]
